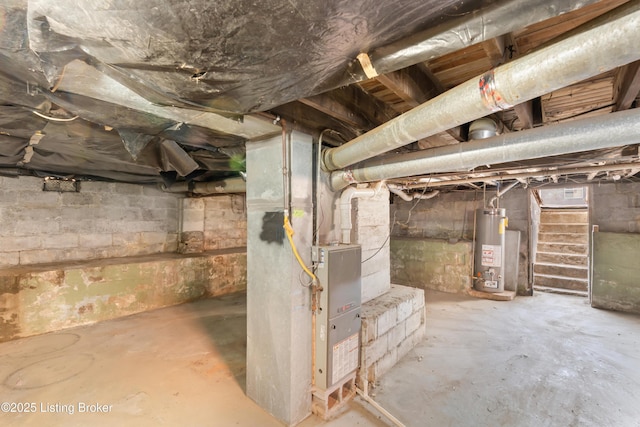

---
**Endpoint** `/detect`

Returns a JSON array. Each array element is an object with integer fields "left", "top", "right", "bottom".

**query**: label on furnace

[{"left": 332, "top": 333, "right": 359, "bottom": 385}]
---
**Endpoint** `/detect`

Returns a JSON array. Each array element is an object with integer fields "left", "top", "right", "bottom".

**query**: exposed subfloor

[
  {"left": 1, "top": 290, "right": 639, "bottom": 427},
  {"left": 374, "top": 290, "right": 640, "bottom": 427}
]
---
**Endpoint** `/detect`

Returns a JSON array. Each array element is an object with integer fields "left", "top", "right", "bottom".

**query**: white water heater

[{"left": 474, "top": 208, "right": 507, "bottom": 293}]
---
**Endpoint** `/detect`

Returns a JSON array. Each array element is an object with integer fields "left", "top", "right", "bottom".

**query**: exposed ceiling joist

[
  {"left": 374, "top": 66, "right": 434, "bottom": 108},
  {"left": 299, "top": 94, "right": 371, "bottom": 130},
  {"left": 336, "top": 84, "right": 398, "bottom": 126},
  {"left": 0, "top": 0, "right": 637, "bottom": 187},
  {"left": 513, "top": 100, "right": 535, "bottom": 129},
  {"left": 481, "top": 35, "right": 507, "bottom": 66},
  {"left": 613, "top": 60, "right": 640, "bottom": 111}
]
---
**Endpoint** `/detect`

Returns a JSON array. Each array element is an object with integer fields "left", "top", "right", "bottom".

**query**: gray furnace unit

[
  {"left": 474, "top": 208, "right": 507, "bottom": 293},
  {"left": 313, "top": 244, "right": 361, "bottom": 391}
]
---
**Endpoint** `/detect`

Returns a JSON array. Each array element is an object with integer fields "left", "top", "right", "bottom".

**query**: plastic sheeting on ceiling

[{"left": 0, "top": 0, "right": 485, "bottom": 183}]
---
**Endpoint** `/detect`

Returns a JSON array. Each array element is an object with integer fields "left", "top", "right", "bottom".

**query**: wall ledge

[
  {"left": 0, "top": 247, "right": 247, "bottom": 275},
  {"left": 0, "top": 249, "right": 247, "bottom": 342}
]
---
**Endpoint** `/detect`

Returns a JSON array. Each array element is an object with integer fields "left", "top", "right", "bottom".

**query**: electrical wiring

[
  {"left": 31, "top": 109, "right": 79, "bottom": 122},
  {"left": 362, "top": 181, "right": 433, "bottom": 264},
  {"left": 361, "top": 211, "right": 397, "bottom": 264},
  {"left": 283, "top": 214, "right": 317, "bottom": 284}
]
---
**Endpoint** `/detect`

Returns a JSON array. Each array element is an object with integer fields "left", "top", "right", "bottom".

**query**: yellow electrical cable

[{"left": 283, "top": 215, "right": 317, "bottom": 283}]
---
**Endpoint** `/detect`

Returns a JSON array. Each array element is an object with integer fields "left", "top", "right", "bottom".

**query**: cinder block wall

[
  {"left": 0, "top": 176, "right": 249, "bottom": 341},
  {"left": 0, "top": 249, "right": 247, "bottom": 342},
  {"left": 391, "top": 237, "right": 472, "bottom": 293},
  {"left": 592, "top": 232, "right": 640, "bottom": 314},
  {"left": 390, "top": 188, "right": 530, "bottom": 295},
  {"left": 591, "top": 182, "right": 640, "bottom": 233},
  {"left": 204, "top": 195, "right": 247, "bottom": 250},
  {"left": 355, "top": 188, "right": 391, "bottom": 303},
  {"left": 590, "top": 182, "right": 640, "bottom": 314},
  {"left": 358, "top": 285, "right": 426, "bottom": 389},
  {"left": 180, "top": 195, "right": 247, "bottom": 253},
  {"left": 0, "top": 176, "right": 180, "bottom": 268}
]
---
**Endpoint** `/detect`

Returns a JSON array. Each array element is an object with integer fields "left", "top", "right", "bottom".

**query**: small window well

[
  {"left": 564, "top": 187, "right": 584, "bottom": 199},
  {"left": 43, "top": 177, "right": 80, "bottom": 192}
]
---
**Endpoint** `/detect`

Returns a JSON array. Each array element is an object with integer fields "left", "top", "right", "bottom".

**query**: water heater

[{"left": 474, "top": 208, "right": 507, "bottom": 293}]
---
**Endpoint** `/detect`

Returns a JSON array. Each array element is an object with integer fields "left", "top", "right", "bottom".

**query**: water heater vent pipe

[{"left": 339, "top": 181, "right": 385, "bottom": 244}]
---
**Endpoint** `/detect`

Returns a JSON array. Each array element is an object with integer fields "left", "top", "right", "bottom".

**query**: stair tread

[
  {"left": 533, "top": 273, "right": 589, "bottom": 282},
  {"left": 533, "top": 285, "right": 588, "bottom": 297},
  {"left": 536, "top": 251, "right": 588, "bottom": 257},
  {"left": 537, "top": 243, "right": 588, "bottom": 247},
  {"left": 539, "top": 233, "right": 588, "bottom": 236},
  {"left": 535, "top": 262, "right": 588, "bottom": 269}
]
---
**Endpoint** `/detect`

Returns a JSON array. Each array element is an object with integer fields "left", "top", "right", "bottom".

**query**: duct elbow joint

[{"left": 321, "top": 148, "right": 338, "bottom": 172}]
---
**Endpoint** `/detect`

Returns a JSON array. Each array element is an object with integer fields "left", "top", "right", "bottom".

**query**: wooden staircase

[{"left": 533, "top": 209, "right": 589, "bottom": 296}]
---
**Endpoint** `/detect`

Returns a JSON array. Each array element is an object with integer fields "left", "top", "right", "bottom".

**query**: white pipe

[
  {"left": 397, "top": 162, "right": 640, "bottom": 190},
  {"left": 488, "top": 181, "right": 518, "bottom": 208},
  {"left": 387, "top": 184, "right": 439, "bottom": 201},
  {"left": 339, "top": 181, "right": 385, "bottom": 244},
  {"left": 356, "top": 380, "right": 406, "bottom": 427}
]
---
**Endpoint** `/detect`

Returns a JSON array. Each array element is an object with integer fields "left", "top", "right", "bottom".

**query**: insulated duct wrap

[
  {"left": 330, "top": 109, "right": 640, "bottom": 190},
  {"left": 324, "top": 1, "right": 640, "bottom": 174}
]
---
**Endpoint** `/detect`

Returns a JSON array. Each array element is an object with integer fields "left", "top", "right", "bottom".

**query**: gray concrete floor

[
  {"left": 0, "top": 292, "right": 385, "bottom": 427},
  {"left": 1, "top": 290, "right": 639, "bottom": 427},
  {"left": 374, "top": 291, "right": 640, "bottom": 427}
]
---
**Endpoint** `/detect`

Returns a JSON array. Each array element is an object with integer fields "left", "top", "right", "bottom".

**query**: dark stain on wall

[{"left": 260, "top": 211, "right": 284, "bottom": 245}]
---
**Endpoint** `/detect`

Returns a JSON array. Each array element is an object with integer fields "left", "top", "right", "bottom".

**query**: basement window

[
  {"left": 43, "top": 177, "right": 80, "bottom": 192},
  {"left": 538, "top": 186, "right": 588, "bottom": 208},
  {"left": 564, "top": 187, "right": 584, "bottom": 200}
]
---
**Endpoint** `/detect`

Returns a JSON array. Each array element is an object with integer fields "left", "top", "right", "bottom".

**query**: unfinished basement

[{"left": 1, "top": 1, "right": 640, "bottom": 426}]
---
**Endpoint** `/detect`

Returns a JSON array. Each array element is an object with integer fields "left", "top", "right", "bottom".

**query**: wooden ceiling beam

[
  {"left": 613, "top": 60, "right": 640, "bottom": 111},
  {"left": 334, "top": 84, "right": 398, "bottom": 126},
  {"left": 373, "top": 66, "right": 437, "bottom": 107},
  {"left": 481, "top": 35, "right": 506, "bottom": 66},
  {"left": 269, "top": 101, "right": 360, "bottom": 143},
  {"left": 299, "top": 93, "right": 371, "bottom": 130},
  {"left": 513, "top": 100, "right": 534, "bottom": 129}
]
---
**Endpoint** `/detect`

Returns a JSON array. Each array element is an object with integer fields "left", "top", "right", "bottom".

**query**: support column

[{"left": 246, "top": 131, "right": 313, "bottom": 425}]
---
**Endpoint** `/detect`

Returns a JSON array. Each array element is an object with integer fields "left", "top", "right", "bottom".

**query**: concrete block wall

[
  {"left": 591, "top": 182, "right": 640, "bottom": 233},
  {"left": 391, "top": 237, "right": 472, "bottom": 293},
  {"left": 390, "top": 188, "right": 530, "bottom": 295},
  {"left": 180, "top": 195, "right": 247, "bottom": 253},
  {"left": 592, "top": 232, "right": 640, "bottom": 314},
  {"left": 0, "top": 176, "right": 180, "bottom": 268},
  {"left": 355, "top": 188, "right": 391, "bottom": 303},
  {"left": 358, "top": 285, "right": 426, "bottom": 389},
  {"left": 204, "top": 195, "right": 247, "bottom": 250},
  {"left": 391, "top": 190, "right": 478, "bottom": 240},
  {"left": 0, "top": 249, "right": 247, "bottom": 342}
]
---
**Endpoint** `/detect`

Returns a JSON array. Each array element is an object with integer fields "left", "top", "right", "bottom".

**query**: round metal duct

[{"left": 469, "top": 118, "right": 498, "bottom": 140}]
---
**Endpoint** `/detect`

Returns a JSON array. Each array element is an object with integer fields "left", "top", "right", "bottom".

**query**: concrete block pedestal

[{"left": 358, "top": 285, "right": 426, "bottom": 390}]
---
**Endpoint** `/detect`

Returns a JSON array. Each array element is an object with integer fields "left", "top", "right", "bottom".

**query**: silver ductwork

[
  {"left": 162, "top": 176, "right": 247, "bottom": 194},
  {"left": 330, "top": 108, "right": 640, "bottom": 190},
  {"left": 323, "top": 1, "right": 640, "bottom": 175},
  {"left": 469, "top": 118, "right": 498, "bottom": 141},
  {"left": 346, "top": 0, "right": 601, "bottom": 83}
]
